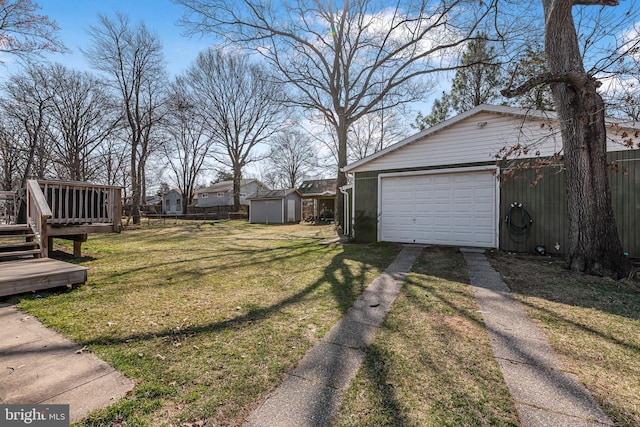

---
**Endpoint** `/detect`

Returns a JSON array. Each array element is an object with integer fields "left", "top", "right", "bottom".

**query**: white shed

[{"left": 249, "top": 189, "right": 302, "bottom": 224}]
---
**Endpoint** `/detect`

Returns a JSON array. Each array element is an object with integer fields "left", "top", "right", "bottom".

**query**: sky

[{"left": 0, "top": 0, "right": 211, "bottom": 79}]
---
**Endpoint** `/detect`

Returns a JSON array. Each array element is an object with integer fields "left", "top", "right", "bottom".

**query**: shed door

[
  {"left": 287, "top": 199, "right": 296, "bottom": 222},
  {"left": 379, "top": 170, "right": 497, "bottom": 247}
]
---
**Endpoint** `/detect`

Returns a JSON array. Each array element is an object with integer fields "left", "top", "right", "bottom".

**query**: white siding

[{"left": 350, "top": 111, "right": 636, "bottom": 173}]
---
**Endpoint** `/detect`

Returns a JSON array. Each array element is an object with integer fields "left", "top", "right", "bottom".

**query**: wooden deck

[{"left": 0, "top": 258, "right": 88, "bottom": 297}]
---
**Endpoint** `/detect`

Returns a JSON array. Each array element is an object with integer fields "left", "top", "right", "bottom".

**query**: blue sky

[{"left": 1, "top": 0, "right": 211, "bottom": 78}]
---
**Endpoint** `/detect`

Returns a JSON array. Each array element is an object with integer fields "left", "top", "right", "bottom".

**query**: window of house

[
  {"left": 177, "top": 199, "right": 181, "bottom": 206},
  {"left": 217, "top": 192, "right": 225, "bottom": 197},
  {"left": 201, "top": 193, "right": 208, "bottom": 198},
  {"left": 239, "top": 193, "right": 247, "bottom": 198}
]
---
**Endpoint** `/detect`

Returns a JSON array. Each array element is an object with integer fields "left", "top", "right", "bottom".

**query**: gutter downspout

[{"left": 339, "top": 184, "right": 353, "bottom": 238}]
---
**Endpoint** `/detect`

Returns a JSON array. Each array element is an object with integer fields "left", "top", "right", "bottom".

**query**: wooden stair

[
  {"left": 0, "top": 224, "right": 88, "bottom": 297},
  {"left": 0, "top": 224, "right": 41, "bottom": 260},
  {"left": 0, "top": 258, "right": 88, "bottom": 297}
]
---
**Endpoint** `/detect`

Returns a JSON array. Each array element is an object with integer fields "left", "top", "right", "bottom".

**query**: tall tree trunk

[
  {"left": 233, "top": 166, "right": 241, "bottom": 212},
  {"left": 130, "top": 144, "right": 140, "bottom": 225},
  {"left": 542, "top": 0, "right": 629, "bottom": 278},
  {"left": 335, "top": 114, "right": 348, "bottom": 232}
]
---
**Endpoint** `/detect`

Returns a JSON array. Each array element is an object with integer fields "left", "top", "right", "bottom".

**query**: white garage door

[{"left": 379, "top": 170, "right": 497, "bottom": 247}]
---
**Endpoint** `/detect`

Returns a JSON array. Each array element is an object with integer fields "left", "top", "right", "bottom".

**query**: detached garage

[
  {"left": 378, "top": 168, "right": 497, "bottom": 247},
  {"left": 343, "top": 104, "right": 640, "bottom": 254},
  {"left": 249, "top": 189, "right": 302, "bottom": 224}
]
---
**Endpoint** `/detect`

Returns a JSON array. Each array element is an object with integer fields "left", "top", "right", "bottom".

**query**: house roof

[
  {"left": 298, "top": 179, "right": 337, "bottom": 197},
  {"left": 198, "top": 179, "right": 258, "bottom": 194},
  {"left": 249, "top": 189, "right": 301, "bottom": 200},
  {"left": 342, "top": 104, "right": 640, "bottom": 173}
]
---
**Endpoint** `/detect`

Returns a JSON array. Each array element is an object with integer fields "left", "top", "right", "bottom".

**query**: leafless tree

[
  {"left": 176, "top": 0, "right": 499, "bottom": 228},
  {"left": 162, "top": 81, "right": 215, "bottom": 212},
  {"left": 266, "top": 129, "right": 317, "bottom": 189},
  {"left": 95, "top": 137, "right": 129, "bottom": 189},
  {"left": 0, "top": 0, "right": 65, "bottom": 60},
  {"left": 0, "top": 119, "right": 27, "bottom": 190},
  {"left": 42, "top": 63, "right": 121, "bottom": 181},
  {"left": 84, "top": 12, "right": 167, "bottom": 224},
  {"left": 347, "top": 109, "right": 407, "bottom": 162},
  {"left": 602, "top": 34, "right": 640, "bottom": 121},
  {"left": 502, "top": 0, "right": 639, "bottom": 278},
  {"left": 1, "top": 64, "right": 53, "bottom": 188},
  {"left": 182, "top": 48, "right": 288, "bottom": 211}
]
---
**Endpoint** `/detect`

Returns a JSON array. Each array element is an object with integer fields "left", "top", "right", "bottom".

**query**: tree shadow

[
  {"left": 489, "top": 252, "right": 640, "bottom": 321},
  {"left": 80, "top": 242, "right": 395, "bottom": 347},
  {"left": 335, "top": 246, "right": 517, "bottom": 426},
  {"left": 487, "top": 251, "right": 640, "bottom": 355}
]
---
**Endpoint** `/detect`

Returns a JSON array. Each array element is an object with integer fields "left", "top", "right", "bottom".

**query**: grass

[
  {"left": 332, "top": 246, "right": 519, "bottom": 426},
  {"left": 488, "top": 251, "right": 640, "bottom": 427},
  {"left": 9, "top": 223, "right": 639, "bottom": 426},
  {"left": 11, "top": 221, "right": 402, "bottom": 426}
]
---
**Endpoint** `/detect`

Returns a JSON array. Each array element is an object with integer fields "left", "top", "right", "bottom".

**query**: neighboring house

[
  {"left": 342, "top": 104, "right": 640, "bottom": 256},
  {"left": 162, "top": 189, "right": 183, "bottom": 215},
  {"left": 298, "top": 179, "right": 336, "bottom": 221},
  {"left": 248, "top": 189, "right": 302, "bottom": 224},
  {"left": 196, "top": 180, "right": 268, "bottom": 208},
  {"left": 145, "top": 195, "right": 161, "bottom": 206}
]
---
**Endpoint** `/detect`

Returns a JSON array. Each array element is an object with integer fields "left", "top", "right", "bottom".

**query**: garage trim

[{"left": 377, "top": 165, "right": 500, "bottom": 247}]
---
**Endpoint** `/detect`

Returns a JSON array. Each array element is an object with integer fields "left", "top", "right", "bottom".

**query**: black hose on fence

[{"left": 505, "top": 202, "right": 533, "bottom": 239}]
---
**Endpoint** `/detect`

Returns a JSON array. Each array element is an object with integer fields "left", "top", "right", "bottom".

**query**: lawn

[
  {"left": 488, "top": 251, "right": 640, "bottom": 427},
  {"left": 14, "top": 221, "right": 401, "bottom": 426},
  {"left": 331, "top": 247, "right": 639, "bottom": 427},
  {"left": 332, "top": 246, "right": 519, "bottom": 426},
  {"left": 10, "top": 223, "right": 640, "bottom": 426}
]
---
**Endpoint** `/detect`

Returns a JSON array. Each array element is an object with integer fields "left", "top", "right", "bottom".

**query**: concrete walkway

[
  {"left": 0, "top": 303, "right": 134, "bottom": 423},
  {"left": 1, "top": 246, "right": 614, "bottom": 426},
  {"left": 245, "top": 245, "right": 424, "bottom": 427},
  {"left": 461, "top": 249, "right": 613, "bottom": 427}
]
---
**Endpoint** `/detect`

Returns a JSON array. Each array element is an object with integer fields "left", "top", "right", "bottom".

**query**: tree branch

[
  {"left": 501, "top": 71, "right": 593, "bottom": 98},
  {"left": 572, "top": 0, "right": 618, "bottom": 5}
]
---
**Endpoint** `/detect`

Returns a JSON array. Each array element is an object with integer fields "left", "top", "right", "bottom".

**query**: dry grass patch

[
  {"left": 12, "top": 221, "right": 401, "bottom": 426},
  {"left": 489, "top": 251, "right": 640, "bottom": 427},
  {"left": 333, "top": 246, "right": 518, "bottom": 426}
]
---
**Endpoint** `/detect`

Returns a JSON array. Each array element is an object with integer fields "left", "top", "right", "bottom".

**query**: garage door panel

[
  {"left": 453, "top": 216, "right": 474, "bottom": 227},
  {"left": 434, "top": 202, "right": 453, "bottom": 212},
  {"left": 380, "top": 170, "right": 497, "bottom": 247},
  {"left": 474, "top": 217, "right": 494, "bottom": 228}
]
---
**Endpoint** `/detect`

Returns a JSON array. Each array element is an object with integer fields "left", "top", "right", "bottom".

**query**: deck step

[
  {"left": 0, "top": 223, "right": 41, "bottom": 260},
  {"left": 0, "top": 233, "right": 35, "bottom": 239},
  {"left": 0, "top": 258, "right": 88, "bottom": 297},
  {"left": 0, "top": 249, "right": 42, "bottom": 259},
  {"left": 0, "top": 224, "right": 31, "bottom": 233},
  {"left": 0, "top": 241, "right": 39, "bottom": 250}
]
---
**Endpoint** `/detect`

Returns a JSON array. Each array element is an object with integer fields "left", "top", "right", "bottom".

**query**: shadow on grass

[
  {"left": 489, "top": 253, "right": 640, "bottom": 321},
  {"left": 334, "top": 246, "right": 518, "bottom": 426},
  {"left": 488, "top": 252, "right": 640, "bottom": 354},
  {"left": 354, "top": 344, "right": 411, "bottom": 426},
  {"left": 81, "top": 242, "right": 393, "bottom": 347}
]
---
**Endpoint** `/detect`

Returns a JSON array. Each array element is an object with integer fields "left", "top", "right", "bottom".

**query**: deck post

[{"left": 74, "top": 240, "right": 82, "bottom": 257}]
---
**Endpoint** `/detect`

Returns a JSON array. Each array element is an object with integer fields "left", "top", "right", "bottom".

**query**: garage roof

[{"left": 342, "top": 104, "right": 640, "bottom": 173}]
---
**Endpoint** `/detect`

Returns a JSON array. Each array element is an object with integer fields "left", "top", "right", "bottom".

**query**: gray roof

[
  {"left": 298, "top": 179, "right": 336, "bottom": 197},
  {"left": 249, "top": 189, "right": 301, "bottom": 200},
  {"left": 197, "top": 180, "right": 257, "bottom": 194}
]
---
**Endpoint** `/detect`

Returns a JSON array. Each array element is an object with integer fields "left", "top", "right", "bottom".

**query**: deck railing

[
  {"left": 0, "top": 191, "right": 16, "bottom": 224},
  {"left": 26, "top": 180, "right": 123, "bottom": 257},
  {"left": 26, "top": 180, "right": 53, "bottom": 257},
  {"left": 38, "top": 180, "right": 122, "bottom": 227}
]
